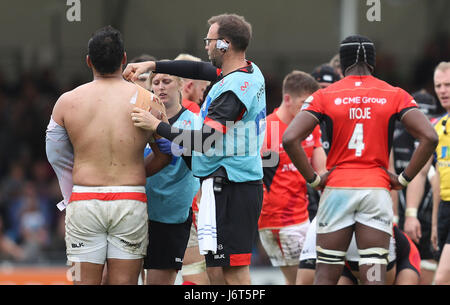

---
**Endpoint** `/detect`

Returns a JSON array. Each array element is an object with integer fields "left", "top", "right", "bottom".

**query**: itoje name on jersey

[{"left": 349, "top": 107, "right": 372, "bottom": 120}]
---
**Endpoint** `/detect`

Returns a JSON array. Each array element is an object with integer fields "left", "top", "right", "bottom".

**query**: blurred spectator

[
  {"left": 18, "top": 187, "right": 49, "bottom": 263},
  {"left": 0, "top": 162, "right": 26, "bottom": 217},
  {"left": 35, "top": 68, "right": 60, "bottom": 99},
  {"left": 30, "top": 161, "right": 58, "bottom": 230},
  {"left": 0, "top": 91, "right": 12, "bottom": 176},
  {"left": 0, "top": 214, "right": 25, "bottom": 262},
  {"left": 6, "top": 182, "right": 51, "bottom": 254}
]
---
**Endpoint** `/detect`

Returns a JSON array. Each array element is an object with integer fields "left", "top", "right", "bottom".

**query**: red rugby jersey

[
  {"left": 258, "top": 110, "right": 322, "bottom": 229},
  {"left": 182, "top": 99, "right": 201, "bottom": 115},
  {"left": 302, "top": 75, "right": 417, "bottom": 189}
]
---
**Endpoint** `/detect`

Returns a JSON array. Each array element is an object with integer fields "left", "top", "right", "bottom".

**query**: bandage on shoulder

[
  {"left": 130, "top": 85, "right": 159, "bottom": 112},
  {"left": 358, "top": 247, "right": 389, "bottom": 265},
  {"left": 131, "top": 85, "right": 168, "bottom": 139},
  {"left": 316, "top": 246, "right": 346, "bottom": 265}
]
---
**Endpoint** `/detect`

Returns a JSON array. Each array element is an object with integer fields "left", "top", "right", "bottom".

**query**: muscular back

[{"left": 53, "top": 79, "right": 151, "bottom": 186}]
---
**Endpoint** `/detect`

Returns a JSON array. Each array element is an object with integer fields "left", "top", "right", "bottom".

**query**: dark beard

[
  {"left": 211, "top": 58, "right": 222, "bottom": 69},
  {"left": 210, "top": 52, "right": 222, "bottom": 68}
]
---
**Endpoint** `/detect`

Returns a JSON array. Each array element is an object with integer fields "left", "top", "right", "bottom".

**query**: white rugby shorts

[
  {"left": 299, "top": 218, "right": 319, "bottom": 262},
  {"left": 65, "top": 185, "right": 148, "bottom": 264},
  {"left": 259, "top": 221, "right": 310, "bottom": 267},
  {"left": 316, "top": 187, "right": 393, "bottom": 235},
  {"left": 186, "top": 210, "right": 199, "bottom": 248}
]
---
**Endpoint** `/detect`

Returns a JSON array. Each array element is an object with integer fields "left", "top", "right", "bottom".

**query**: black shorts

[
  {"left": 204, "top": 180, "right": 263, "bottom": 268},
  {"left": 342, "top": 263, "right": 358, "bottom": 284},
  {"left": 306, "top": 185, "right": 319, "bottom": 221},
  {"left": 393, "top": 225, "right": 421, "bottom": 276},
  {"left": 299, "top": 258, "right": 316, "bottom": 270},
  {"left": 438, "top": 201, "right": 450, "bottom": 256},
  {"left": 143, "top": 209, "right": 192, "bottom": 270}
]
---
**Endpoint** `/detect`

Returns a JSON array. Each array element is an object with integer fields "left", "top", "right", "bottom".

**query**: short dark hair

[
  {"left": 208, "top": 14, "right": 252, "bottom": 52},
  {"left": 282, "top": 71, "right": 320, "bottom": 97},
  {"left": 88, "top": 26, "right": 125, "bottom": 74}
]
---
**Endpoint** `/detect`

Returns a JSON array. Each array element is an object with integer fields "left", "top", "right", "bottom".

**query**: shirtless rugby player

[{"left": 46, "top": 26, "right": 169, "bottom": 285}]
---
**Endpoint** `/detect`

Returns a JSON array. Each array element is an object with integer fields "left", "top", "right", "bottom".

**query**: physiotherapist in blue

[
  {"left": 124, "top": 13, "right": 266, "bottom": 285},
  {"left": 141, "top": 70, "right": 202, "bottom": 285}
]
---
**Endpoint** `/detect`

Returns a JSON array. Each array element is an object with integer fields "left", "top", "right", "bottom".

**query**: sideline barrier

[{"left": 0, "top": 265, "right": 72, "bottom": 285}]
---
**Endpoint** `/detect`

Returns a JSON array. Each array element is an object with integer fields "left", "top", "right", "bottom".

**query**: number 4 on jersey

[{"left": 348, "top": 123, "right": 365, "bottom": 157}]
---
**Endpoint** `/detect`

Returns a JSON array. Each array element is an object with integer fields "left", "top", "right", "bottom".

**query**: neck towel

[{"left": 197, "top": 178, "right": 217, "bottom": 255}]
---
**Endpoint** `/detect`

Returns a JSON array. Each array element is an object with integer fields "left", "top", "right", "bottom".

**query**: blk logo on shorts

[
  {"left": 120, "top": 239, "right": 141, "bottom": 249},
  {"left": 71, "top": 242, "right": 84, "bottom": 248}
]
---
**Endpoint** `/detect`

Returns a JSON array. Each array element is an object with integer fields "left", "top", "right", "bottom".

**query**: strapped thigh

[
  {"left": 181, "top": 260, "right": 207, "bottom": 276},
  {"left": 316, "top": 246, "right": 346, "bottom": 265},
  {"left": 358, "top": 247, "right": 389, "bottom": 265}
]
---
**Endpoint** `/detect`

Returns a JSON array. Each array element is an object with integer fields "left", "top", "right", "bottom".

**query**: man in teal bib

[{"left": 124, "top": 13, "right": 266, "bottom": 285}]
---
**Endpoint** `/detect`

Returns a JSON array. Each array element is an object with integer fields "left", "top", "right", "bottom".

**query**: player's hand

[
  {"left": 404, "top": 216, "right": 422, "bottom": 244},
  {"left": 123, "top": 61, "right": 155, "bottom": 82},
  {"left": 316, "top": 167, "right": 335, "bottom": 190},
  {"left": 382, "top": 168, "right": 404, "bottom": 190},
  {"left": 131, "top": 107, "right": 160, "bottom": 132}
]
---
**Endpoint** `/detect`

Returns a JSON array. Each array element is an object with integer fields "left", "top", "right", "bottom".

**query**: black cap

[
  {"left": 412, "top": 91, "right": 438, "bottom": 116},
  {"left": 311, "top": 64, "right": 341, "bottom": 84}
]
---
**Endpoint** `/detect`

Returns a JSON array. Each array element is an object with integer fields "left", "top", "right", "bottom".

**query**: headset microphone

[{"left": 216, "top": 40, "right": 229, "bottom": 52}]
